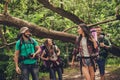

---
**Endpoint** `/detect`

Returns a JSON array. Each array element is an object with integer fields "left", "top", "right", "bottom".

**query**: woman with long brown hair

[
  {"left": 71, "top": 24, "right": 98, "bottom": 80},
  {"left": 41, "top": 39, "right": 62, "bottom": 80}
]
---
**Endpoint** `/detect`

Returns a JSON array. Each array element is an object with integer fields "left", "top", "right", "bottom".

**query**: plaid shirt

[{"left": 72, "top": 38, "right": 98, "bottom": 57}]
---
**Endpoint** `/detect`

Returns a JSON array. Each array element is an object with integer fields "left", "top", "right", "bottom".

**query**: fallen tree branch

[
  {"left": 63, "top": 26, "right": 77, "bottom": 32},
  {"left": 63, "top": 18, "right": 118, "bottom": 32},
  {"left": 0, "top": 41, "right": 16, "bottom": 49},
  {"left": 88, "top": 18, "right": 117, "bottom": 27},
  {"left": 37, "top": 0, "right": 85, "bottom": 24},
  {"left": 0, "top": 14, "right": 76, "bottom": 43}
]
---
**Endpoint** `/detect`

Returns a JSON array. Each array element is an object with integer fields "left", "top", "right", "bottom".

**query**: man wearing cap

[{"left": 14, "top": 27, "right": 41, "bottom": 80}]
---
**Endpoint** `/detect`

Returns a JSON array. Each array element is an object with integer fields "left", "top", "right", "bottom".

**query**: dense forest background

[{"left": 0, "top": 0, "right": 120, "bottom": 80}]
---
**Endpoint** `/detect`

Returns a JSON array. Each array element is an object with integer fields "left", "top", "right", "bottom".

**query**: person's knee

[
  {"left": 91, "top": 73, "right": 95, "bottom": 77},
  {"left": 89, "top": 67, "right": 95, "bottom": 78}
]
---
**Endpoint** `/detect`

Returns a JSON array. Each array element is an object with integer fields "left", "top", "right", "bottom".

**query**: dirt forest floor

[
  {"left": 40, "top": 62, "right": 120, "bottom": 80},
  {"left": 63, "top": 67, "right": 120, "bottom": 80},
  {"left": 63, "top": 63, "right": 120, "bottom": 80}
]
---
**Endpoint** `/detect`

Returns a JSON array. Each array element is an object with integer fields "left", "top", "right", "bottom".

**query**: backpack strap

[
  {"left": 19, "top": 38, "right": 35, "bottom": 53},
  {"left": 19, "top": 38, "right": 23, "bottom": 54},
  {"left": 29, "top": 38, "right": 36, "bottom": 51},
  {"left": 18, "top": 38, "right": 36, "bottom": 63},
  {"left": 53, "top": 45, "right": 58, "bottom": 54}
]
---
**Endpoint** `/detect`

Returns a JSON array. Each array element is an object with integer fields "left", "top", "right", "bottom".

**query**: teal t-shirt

[{"left": 15, "top": 38, "right": 38, "bottom": 64}]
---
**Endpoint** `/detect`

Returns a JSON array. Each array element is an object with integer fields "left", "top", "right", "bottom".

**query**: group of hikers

[{"left": 13, "top": 23, "right": 111, "bottom": 80}]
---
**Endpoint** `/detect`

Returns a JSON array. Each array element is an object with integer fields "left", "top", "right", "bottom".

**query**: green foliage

[
  {"left": 5, "top": 56, "right": 15, "bottom": 80},
  {"left": 0, "top": 0, "right": 120, "bottom": 79},
  {"left": 0, "top": 61, "right": 8, "bottom": 80},
  {"left": 39, "top": 72, "right": 49, "bottom": 80},
  {"left": 0, "top": 50, "right": 15, "bottom": 79},
  {"left": 107, "top": 57, "right": 120, "bottom": 66}
]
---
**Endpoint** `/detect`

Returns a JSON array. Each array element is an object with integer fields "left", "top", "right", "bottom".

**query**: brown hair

[
  {"left": 95, "top": 26, "right": 103, "bottom": 31},
  {"left": 78, "top": 24, "right": 91, "bottom": 38}
]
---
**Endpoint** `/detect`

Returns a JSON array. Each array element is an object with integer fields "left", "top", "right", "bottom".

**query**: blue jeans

[
  {"left": 49, "top": 67, "right": 62, "bottom": 80},
  {"left": 96, "top": 58, "right": 106, "bottom": 76},
  {"left": 21, "top": 63, "right": 39, "bottom": 80}
]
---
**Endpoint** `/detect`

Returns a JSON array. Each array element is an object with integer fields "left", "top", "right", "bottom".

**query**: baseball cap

[{"left": 20, "top": 27, "right": 29, "bottom": 34}]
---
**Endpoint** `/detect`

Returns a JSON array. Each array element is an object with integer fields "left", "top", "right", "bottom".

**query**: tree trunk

[
  {"left": 0, "top": 14, "right": 76, "bottom": 43},
  {"left": 37, "top": 0, "right": 85, "bottom": 24}
]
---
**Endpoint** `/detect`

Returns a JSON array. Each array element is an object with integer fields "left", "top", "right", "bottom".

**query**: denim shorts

[
  {"left": 84, "top": 58, "right": 92, "bottom": 66},
  {"left": 96, "top": 58, "right": 106, "bottom": 75}
]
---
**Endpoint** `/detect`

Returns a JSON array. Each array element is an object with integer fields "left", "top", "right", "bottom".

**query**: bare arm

[
  {"left": 33, "top": 45, "right": 41, "bottom": 57},
  {"left": 93, "top": 40, "right": 98, "bottom": 49},
  {"left": 100, "top": 38, "right": 111, "bottom": 49},
  {"left": 71, "top": 55, "right": 75, "bottom": 64},
  {"left": 13, "top": 50, "right": 21, "bottom": 74},
  {"left": 41, "top": 51, "right": 49, "bottom": 61},
  {"left": 14, "top": 50, "right": 19, "bottom": 68},
  {"left": 71, "top": 47, "right": 78, "bottom": 66},
  {"left": 100, "top": 43, "right": 110, "bottom": 49},
  {"left": 90, "top": 36, "right": 98, "bottom": 49}
]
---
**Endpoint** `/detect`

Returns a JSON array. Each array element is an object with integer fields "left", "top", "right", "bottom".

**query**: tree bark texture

[
  {"left": 37, "top": 0, "right": 85, "bottom": 24},
  {"left": 0, "top": 14, "right": 76, "bottom": 43}
]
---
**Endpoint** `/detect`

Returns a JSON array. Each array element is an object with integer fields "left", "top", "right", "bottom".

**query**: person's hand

[
  {"left": 32, "top": 53, "right": 36, "bottom": 58},
  {"left": 16, "top": 66, "right": 21, "bottom": 74},
  {"left": 70, "top": 62, "right": 74, "bottom": 67},
  {"left": 29, "top": 53, "right": 36, "bottom": 59},
  {"left": 100, "top": 42, "right": 105, "bottom": 47},
  {"left": 45, "top": 57, "right": 49, "bottom": 61},
  {"left": 57, "top": 53, "right": 60, "bottom": 56},
  {"left": 90, "top": 36, "right": 96, "bottom": 42}
]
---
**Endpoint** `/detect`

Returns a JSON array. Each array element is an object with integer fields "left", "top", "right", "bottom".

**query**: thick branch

[
  {"left": 63, "top": 26, "right": 77, "bottom": 32},
  {"left": 0, "top": 41, "right": 16, "bottom": 49},
  {"left": 0, "top": 25, "right": 10, "bottom": 50},
  {"left": 88, "top": 18, "right": 117, "bottom": 27},
  {"left": 0, "top": 14, "right": 76, "bottom": 43},
  {"left": 63, "top": 18, "right": 118, "bottom": 32},
  {"left": 37, "top": 0, "right": 85, "bottom": 24},
  {"left": 4, "top": 0, "right": 11, "bottom": 15}
]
